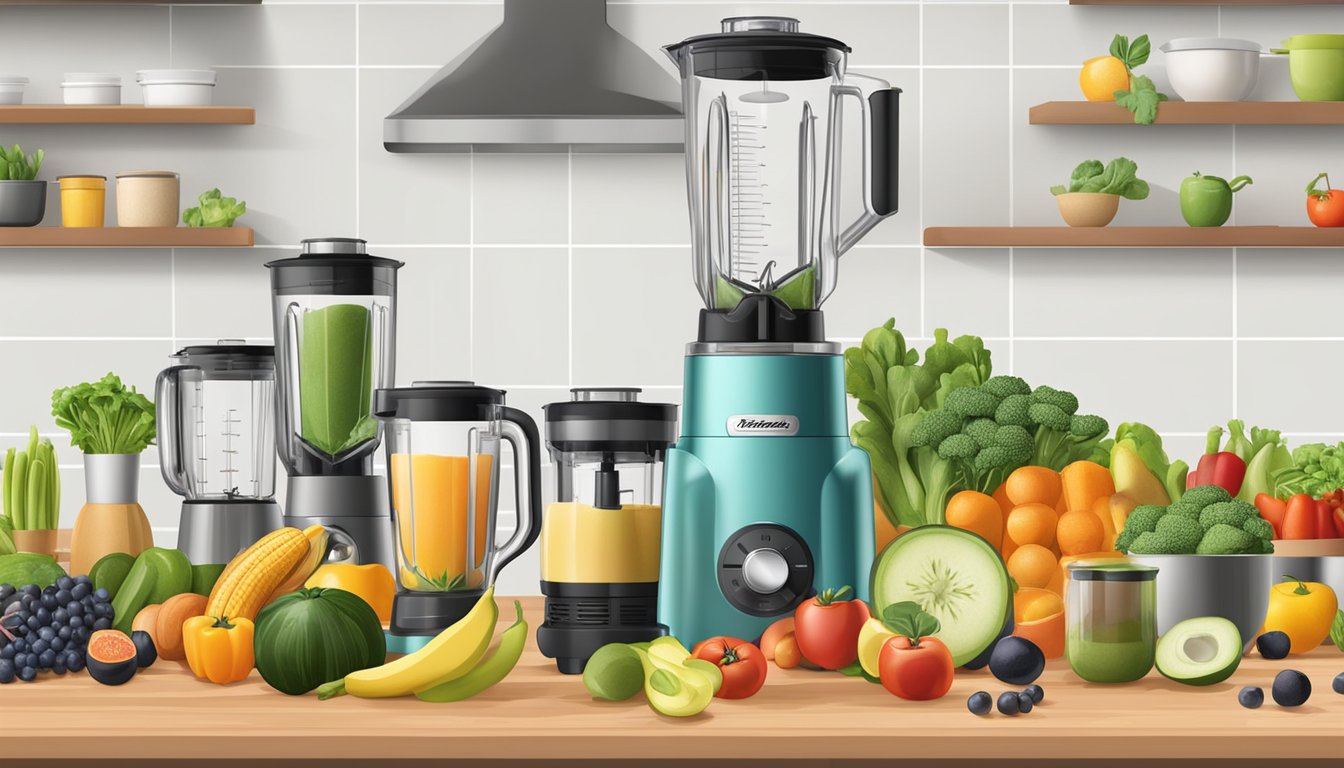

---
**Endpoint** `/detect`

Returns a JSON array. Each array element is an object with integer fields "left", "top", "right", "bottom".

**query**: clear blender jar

[
  {"left": 156, "top": 341, "right": 281, "bottom": 564},
  {"left": 373, "top": 382, "right": 541, "bottom": 646},
  {"left": 665, "top": 16, "right": 900, "bottom": 316},
  {"left": 267, "top": 238, "right": 402, "bottom": 569},
  {"left": 538, "top": 389, "right": 677, "bottom": 674}
]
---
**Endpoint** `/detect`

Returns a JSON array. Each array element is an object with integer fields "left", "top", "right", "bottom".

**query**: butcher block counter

[{"left": 5, "top": 597, "right": 1344, "bottom": 767}]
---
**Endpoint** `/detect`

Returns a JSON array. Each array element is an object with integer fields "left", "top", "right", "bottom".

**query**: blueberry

[
  {"left": 74, "top": 575, "right": 91, "bottom": 586},
  {"left": 17, "top": 666, "right": 35, "bottom": 682},
  {"left": 68, "top": 616, "right": 83, "bottom": 629},
  {"left": 1239, "top": 686, "right": 1264, "bottom": 709},
  {"left": 0, "top": 659, "right": 11, "bottom": 683},
  {"left": 54, "top": 589, "right": 72, "bottom": 607},
  {"left": 56, "top": 577, "right": 73, "bottom": 592},
  {"left": 52, "top": 608, "right": 67, "bottom": 625},
  {"left": 70, "top": 583, "right": 90, "bottom": 601},
  {"left": 0, "top": 584, "right": 12, "bottom": 600},
  {"left": 19, "top": 585, "right": 36, "bottom": 598},
  {"left": 1023, "top": 684, "right": 1045, "bottom": 704},
  {"left": 19, "top": 594, "right": 33, "bottom": 609},
  {"left": 37, "top": 649, "right": 55, "bottom": 669},
  {"left": 50, "top": 637, "right": 64, "bottom": 653},
  {"left": 0, "top": 645, "right": 13, "bottom": 661},
  {"left": 93, "top": 588, "right": 109, "bottom": 603},
  {"left": 66, "top": 652, "right": 84, "bottom": 673},
  {"left": 92, "top": 603, "right": 111, "bottom": 619},
  {"left": 39, "top": 593, "right": 56, "bottom": 611},
  {"left": 996, "top": 691, "right": 1021, "bottom": 716},
  {"left": 37, "top": 626, "right": 54, "bottom": 642},
  {"left": 92, "top": 618, "right": 111, "bottom": 632},
  {"left": 51, "top": 658, "right": 65, "bottom": 675},
  {"left": 67, "top": 602, "right": 83, "bottom": 618},
  {"left": 34, "top": 607, "right": 49, "bottom": 625},
  {"left": 967, "top": 691, "right": 992, "bottom": 716},
  {"left": 25, "top": 616, "right": 39, "bottom": 631},
  {"left": 56, "top": 626, "right": 70, "bottom": 642},
  {"left": 1272, "top": 670, "right": 1312, "bottom": 707},
  {"left": 1256, "top": 631, "right": 1291, "bottom": 661},
  {"left": 1017, "top": 691, "right": 1034, "bottom": 713},
  {"left": 989, "top": 636, "right": 1046, "bottom": 686},
  {"left": 1333, "top": 672, "right": 1344, "bottom": 695},
  {"left": 30, "top": 639, "right": 47, "bottom": 655}
]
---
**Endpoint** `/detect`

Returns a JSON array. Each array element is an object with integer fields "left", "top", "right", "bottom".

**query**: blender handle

[
  {"left": 154, "top": 365, "right": 192, "bottom": 497},
  {"left": 833, "top": 78, "right": 902, "bottom": 254},
  {"left": 491, "top": 406, "right": 542, "bottom": 581}
]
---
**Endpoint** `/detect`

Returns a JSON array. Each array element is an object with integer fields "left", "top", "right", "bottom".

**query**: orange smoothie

[{"left": 389, "top": 453, "right": 494, "bottom": 591}]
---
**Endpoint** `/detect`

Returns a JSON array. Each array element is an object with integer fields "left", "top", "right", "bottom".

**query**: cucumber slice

[{"left": 870, "top": 525, "right": 1011, "bottom": 667}]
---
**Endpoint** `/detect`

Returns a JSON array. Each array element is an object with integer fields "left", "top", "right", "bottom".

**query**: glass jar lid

[{"left": 1067, "top": 561, "right": 1158, "bottom": 582}]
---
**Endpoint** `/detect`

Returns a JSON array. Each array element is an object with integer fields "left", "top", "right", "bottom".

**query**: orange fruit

[
  {"left": 1080, "top": 55, "right": 1130, "bottom": 102},
  {"left": 1057, "top": 509, "right": 1105, "bottom": 556},
  {"left": 1014, "top": 587, "right": 1065, "bottom": 623},
  {"left": 1006, "top": 502, "right": 1059, "bottom": 548},
  {"left": 945, "top": 490, "right": 1004, "bottom": 550},
  {"left": 1006, "top": 466, "right": 1063, "bottom": 508},
  {"left": 1007, "top": 543, "right": 1058, "bottom": 590}
]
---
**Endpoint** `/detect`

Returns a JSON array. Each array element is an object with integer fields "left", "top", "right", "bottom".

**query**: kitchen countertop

[{"left": 6, "top": 597, "right": 1344, "bottom": 766}]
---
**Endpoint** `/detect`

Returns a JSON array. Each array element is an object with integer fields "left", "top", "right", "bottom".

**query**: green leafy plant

[
  {"left": 0, "top": 144, "right": 43, "bottom": 181},
  {"left": 1104, "top": 33, "right": 1168, "bottom": 125},
  {"left": 1050, "top": 157, "right": 1150, "bottom": 200},
  {"left": 51, "top": 373, "right": 156, "bottom": 454},
  {"left": 183, "top": 188, "right": 247, "bottom": 228},
  {"left": 1110, "top": 33, "right": 1152, "bottom": 71}
]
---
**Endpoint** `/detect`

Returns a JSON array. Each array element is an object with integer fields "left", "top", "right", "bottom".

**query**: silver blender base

[
  {"left": 177, "top": 500, "right": 283, "bottom": 564},
  {"left": 284, "top": 475, "right": 393, "bottom": 571}
]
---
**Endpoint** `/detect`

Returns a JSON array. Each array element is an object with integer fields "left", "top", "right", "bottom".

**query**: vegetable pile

[
  {"left": 1114, "top": 484, "right": 1275, "bottom": 555},
  {"left": 51, "top": 374, "right": 156, "bottom": 454}
]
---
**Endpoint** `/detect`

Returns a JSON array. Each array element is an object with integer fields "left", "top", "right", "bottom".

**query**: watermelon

[{"left": 254, "top": 587, "right": 386, "bottom": 695}]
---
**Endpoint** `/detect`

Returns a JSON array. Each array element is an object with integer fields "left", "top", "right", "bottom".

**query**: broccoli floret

[
  {"left": 995, "top": 394, "right": 1032, "bottom": 427},
  {"left": 1030, "top": 385, "right": 1080, "bottom": 416},
  {"left": 938, "top": 433, "right": 979, "bottom": 460},
  {"left": 1180, "top": 485, "right": 1232, "bottom": 511},
  {"left": 1243, "top": 516, "right": 1274, "bottom": 541},
  {"left": 1196, "top": 523, "right": 1259, "bottom": 555},
  {"left": 981, "top": 375, "right": 1031, "bottom": 399},
  {"left": 1259, "top": 537, "right": 1276, "bottom": 554},
  {"left": 910, "top": 410, "right": 963, "bottom": 448},
  {"left": 963, "top": 418, "right": 1000, "bottom": 450},
  {"left": 1165, "top": 501, "right": 1201, "bottom": 521},
  {"left": 973, "top": 445, "right": 1014, "bottom": 474},
  {"left": 1070, "top": 414, "right": 1109, "bottom": 440},
  {"left": 1123, "top": 505, "right": 1166, "bottom": 537},
  {"left": 1114, "top": 529, "right": 1136, "bottom": 553},
  {"left": 1155, "top": 514, "right": 1204, "bottom": 553},
  {"left": 992, "top": 425, "right": 1034, "bottom": 465},
  {"left": 1028, "top": 402, "right": 1072, "bottom": 432},
  {"left": 1199, "top": 501, "right": 1254, "bottom": 531},
  {"left": 1129, "top": 531, "right": 1181, "bottom": 555},
  {"left": 945, "top": 386, "right": 1001, "bottom": 419}
]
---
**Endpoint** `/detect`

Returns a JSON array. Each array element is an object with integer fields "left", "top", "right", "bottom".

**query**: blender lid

[
  {"left": 267, "top": 237, "right": 403, "bottom": 296},
  {"left": 664, "top": 16, "right": 849, "bottom": 81},
  {"left": 544, "top": 387, "right": 677, "bottom": 449},
  {"left": 173, "top": 339, "right": 274, "bottom": 360},
  {"left": 373, "top": 381, "right": 505, "bottom": 421}
]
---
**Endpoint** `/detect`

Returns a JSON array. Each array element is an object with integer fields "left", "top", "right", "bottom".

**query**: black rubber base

[
  {"left": 537, "top": 581, "right": 666, "bottom": 674},
  {"left": 389, "top": 588, "right": 482, "bottom": 636}
]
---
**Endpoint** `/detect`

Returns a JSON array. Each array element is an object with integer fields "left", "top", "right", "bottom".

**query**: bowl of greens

[
  {"left": 0, "top": 143, "right": 46, "bottom": 227},
  {"left": 1050, "top": 158, "right": 1149, "bottom": 227}
]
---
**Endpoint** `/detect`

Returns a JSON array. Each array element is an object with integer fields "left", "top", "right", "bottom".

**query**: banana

[{"left": 317, "top": 586, "right": 498, "bottom": 700}]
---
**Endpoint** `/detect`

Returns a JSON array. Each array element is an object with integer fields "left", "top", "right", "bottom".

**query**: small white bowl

[
  {"left": 0, "top": 76, "right": 29, "bottom": 105},
  {"left": 1161, "top": 38, "right": 1262, "bottom": 102},
  {"left": 61, "top": 73, "right": 122, "bottom": 105},
  {"left": 136, "top": 69, "right": 216, "bottom": 106}
]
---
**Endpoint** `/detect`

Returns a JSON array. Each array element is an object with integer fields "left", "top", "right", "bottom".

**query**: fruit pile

[{"left": 0, "top": 577, "right": 111, "bottom": 682}]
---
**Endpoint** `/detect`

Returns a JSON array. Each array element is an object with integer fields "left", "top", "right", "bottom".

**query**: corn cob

[{"left": 206, "top": 526, "right": 317, "bottom": 621}]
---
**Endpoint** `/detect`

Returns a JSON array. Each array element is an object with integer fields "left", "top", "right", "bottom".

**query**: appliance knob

[{"left": 740, "top": 548, "right": 789, "bottom": 594}]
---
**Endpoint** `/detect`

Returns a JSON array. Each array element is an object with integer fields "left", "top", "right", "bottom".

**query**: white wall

[{"left": 2, "top": 0, "right": 1343, "bottom": 595}]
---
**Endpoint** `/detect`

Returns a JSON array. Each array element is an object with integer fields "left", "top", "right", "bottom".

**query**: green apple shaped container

[{"left": 1272, "top": 35, "right": 1344, "bottom": 102}]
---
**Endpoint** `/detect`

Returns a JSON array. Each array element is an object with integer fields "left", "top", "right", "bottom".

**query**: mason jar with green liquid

[{"left": 1066, "top": 561, "right": 1159, "bottom": 683}]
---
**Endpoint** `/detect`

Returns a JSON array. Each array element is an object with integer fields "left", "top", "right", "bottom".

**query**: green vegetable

[
  {"left": 1114, "top": 74, "right": 1168, "bottom": 125},
  {"left": 1051, "top": 157, "right": 1150, "bottom": 199},
  {"left": 88, "top": 552, "right": 135, "bottom": 599},
  {"left": 416, "top": 601, "right": 527, "bottom": 702},
  {"left": 1274, "top": 441, "right": 1344, "bottom": 499},
  {"left": 254, "top": 587, "right": 386, "bottom": 696},
  {"left": 1117, "top": 490, "right": 1271, "bottom": 555},
  {"left": 844, "top": 322, "right": 993, "bottom": 528},
  {"left": 1113, "top": 422, "right": 1186, "bottom": 503},
  {"left": 1109, "top": 33, "right": 1152, "bottom": 71},
  {"left": 1238, "top": 424, "right": 1291, "bottom": 503},
  {"left": 1330, "top": 610, "right": 1344, "bottom": 652},
  {"left": 0, "top": 516, "right": 13, "bottom": 556},
  {"left": 0, "top": 552, "right": 65, "bottom": 589},
  {"left": 583, "top": 642, "right": 645, "bottom": 701},
  {"left": 0, "top": 144, "right": 43, "bottom": 181},
  {"left": 3, "top": 426, "right": 60, "bottom": 531},
  {"left": 182, "top": 188, "right": 247, "bottom": 228},
  {"left": 1196, "top": 523, "right": 1258, "bottom": 555},
  {"left": 51, "top": 373, "right": 156, "bottom": 455}
]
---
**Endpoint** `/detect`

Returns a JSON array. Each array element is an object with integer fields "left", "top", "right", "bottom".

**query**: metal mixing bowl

[{"left": 1128, "top": 554, "right": 1272, "bottom": 652}]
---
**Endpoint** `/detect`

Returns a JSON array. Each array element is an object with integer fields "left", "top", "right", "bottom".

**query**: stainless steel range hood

[{"left": 384, "top": 0, "right": 683, "bottom": 153}]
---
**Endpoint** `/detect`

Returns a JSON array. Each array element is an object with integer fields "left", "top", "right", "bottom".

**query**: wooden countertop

[{"left": 5, "top": 597, "right": 1344, "bottom": 766}]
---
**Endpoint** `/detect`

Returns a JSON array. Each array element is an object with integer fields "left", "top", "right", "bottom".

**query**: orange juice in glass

[{"left": 390, "top": 452, "right": 496, "bottom": 591}]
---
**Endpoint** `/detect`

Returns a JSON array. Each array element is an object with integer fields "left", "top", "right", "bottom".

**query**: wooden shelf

[
  {"left": 924, "top": 226, "right": 1344, "bottom": 248},
  {"left": 0, "top": 105, "right": 254, "bottom": 125},
  {"left": 1071, "top": 0, "right": 1342, "bottom": 4},
  {"left": 1030, "top": 101, "right": 1344, "bottom": 126},
  {"left": 0, "top": 227, "right": 253, "bottom": 248}
]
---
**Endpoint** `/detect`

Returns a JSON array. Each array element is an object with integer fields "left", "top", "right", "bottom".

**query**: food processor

[
  {"left": 156, "top": 341, "right": 281, "bottom": 564},
  {"left": 658, "top": 17, "right": 900, "bottom": 644},
  {"left": 373, "top": 382, "right": 541, "bottom": 653},
  {"left": 538, "top": 388, "right": 677, "bottom": 674},
  {"left": 267, "top": 238, "right": 402, "bottom": 570}
]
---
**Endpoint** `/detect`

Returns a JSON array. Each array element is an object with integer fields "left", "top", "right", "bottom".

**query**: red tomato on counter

[
  {"left": 878, "top": 635, "right": 955, "bottom": 701},
  {"left": 691, "top": 637, "right": 767, "bottom": 699},
  {"left": 793, "top": 586, "right": 870, "bottom": 670}
]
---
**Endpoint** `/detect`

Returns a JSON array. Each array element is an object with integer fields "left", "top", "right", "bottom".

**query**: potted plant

[
  {"left": 2, "top": 426, "right": 60, "bottom": 558},
  {"left": 51, "top": 373, "right": 157, "bottom": 576},
  {"left": 0, "top": 143, "right": 46, "bottom": 227},
  {"left": 1050, "top": 157, "right": 1150, "bottom": 227}
]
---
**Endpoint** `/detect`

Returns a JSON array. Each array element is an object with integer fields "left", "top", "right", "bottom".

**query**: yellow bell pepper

[
  {"left": 1263, "top": 575, "right": 1338, "bottom": 654},
  {"left": 183, "top": 615, "right": 255, "bottom": 684},
  {"left": 304, "top": 563, "right": 395, "bottom": 623}
]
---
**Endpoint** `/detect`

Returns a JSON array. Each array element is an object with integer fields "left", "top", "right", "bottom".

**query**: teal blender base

[{"left": 385, "top": 631, "right": 433, "bottom": 655}]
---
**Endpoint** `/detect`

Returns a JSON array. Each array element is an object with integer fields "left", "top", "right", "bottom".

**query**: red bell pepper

[
  {"left": 1334, "top": 507, "right": 1344, "bottom": 539},
  {"left": 1316, "top": 501, "right": 1335, "bottom": 542},
  {"left": 1283, "top": 494, "right": 1319, "bottom": 540},
  {"left": 1186, "top": 427, "right": 1247, "bottom": 496},
  {"left": 1254, "top": 493, "right": 1287, "bottom": 540}
]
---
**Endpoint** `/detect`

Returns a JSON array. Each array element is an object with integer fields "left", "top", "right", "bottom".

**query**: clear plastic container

[{"left": 1066, "top": 561, "right": 1159, "bottom": 683}]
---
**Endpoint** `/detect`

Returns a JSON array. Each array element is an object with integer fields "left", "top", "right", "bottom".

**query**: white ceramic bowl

[
  {"left": 61, "top": 73, "right": 122, "bottom": 105},
  {"left": 136, "top": 69, "right": 216, "bottom": 106},
  {"left": 0, "top": 76, "right": 29, "bottom": 105},
  {"left": 1161, "top": 38, "right": 1262, "bottom": 102}
]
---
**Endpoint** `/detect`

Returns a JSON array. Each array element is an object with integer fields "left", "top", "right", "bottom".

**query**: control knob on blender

[{"left": 740, "top": 548, "right": 789, "bottom": 594}]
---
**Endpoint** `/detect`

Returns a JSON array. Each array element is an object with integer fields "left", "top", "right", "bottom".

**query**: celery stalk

[
  {"left": 9, "top": 451, "right": 26, "bottom": 531},
  {"left": 27, "top": 456, "right": 44, "bottom": 533},
  {"left": 2, "top": 448, "right": 13, "bottom": 526}
]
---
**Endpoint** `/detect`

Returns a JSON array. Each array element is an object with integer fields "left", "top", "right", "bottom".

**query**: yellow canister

[{"left": 57, "top": 175, "right": 106, "bottom": 228}]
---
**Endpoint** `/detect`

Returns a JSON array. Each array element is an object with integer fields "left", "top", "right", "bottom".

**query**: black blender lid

[
  {"left": 267, "top": 237, "right": 403, "bottom": 295},
  {"left": 544, "top": 388, "right": 677, "bottom": 449},
  {"left": 665, "top": 17, "right": 849, "bottom": 81},
  {"left": 173, "top": 339, "right": 274, "bottom": 360},
  {"left": 374, "top": 381, "right": 505, "bottom": 421}
]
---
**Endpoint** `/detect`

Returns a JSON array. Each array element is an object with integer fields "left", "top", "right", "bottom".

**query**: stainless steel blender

[
  {"left": 267, "top": 238, "right": 402, "bottom": 569},
  {"left": 156, "top": 341, "right": 281, "bottom": 564}
]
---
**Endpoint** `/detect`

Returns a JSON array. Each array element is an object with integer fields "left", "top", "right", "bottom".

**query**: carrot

[
  {"left": 1061, "top": 461, "right": 1117, "bottom": 514},
  {"left": 946, "top": 490, "right": 1004, "bottom": 550},
  {"left": 992, "top": 483, "right": 1014, "bottom": 518},
  {"left": 1283, "top": 494, "right": 1318, "bottom": 540},
  {"left": 1005, "top": 466, "right": 1063, "bottom": 508},
  {"left": 1254, "top": 493, "right": 1287, "bottom": 540}
]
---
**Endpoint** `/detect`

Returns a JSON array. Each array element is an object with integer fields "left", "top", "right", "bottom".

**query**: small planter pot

[
  {"left": 1056, "top": 192, "right": 1120, "bottom": 227},
  {"left": 12, "top": 529, "right": 56, "bottom": 558},
  {"left": 57, "top": 175, "right": 106, "bottom": 228},
  {"left": 0, "top": 180, "right": 47, "bottom": 227},
  {"left": 116, "top": 171, "right": 179, "bottom": 227}
]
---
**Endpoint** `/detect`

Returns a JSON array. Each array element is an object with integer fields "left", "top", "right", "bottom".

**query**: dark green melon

[{"left": 254, "top": 587, "right": 386, "bottom": 695}]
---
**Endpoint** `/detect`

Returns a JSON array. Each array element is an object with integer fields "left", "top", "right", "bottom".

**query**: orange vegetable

[
  {"left": 1014, "top": 588, "right": 1064, "bottom": 622},
  {"left": 992, "top": 483, "right": 1013, "bottom": 518},
  {"left": 774, "top": 632, "right": 802, "bottom": 669},
  {"left": 1284, "top": 494, "right": 1318, "bottom": 540},
  {"left": 1057, "top": 509, "right": 1105, "bottom": 556},
  {"left": 305, "top": 563, "right": 396, "bottom": 623},
  {"left": 759, "top": 617, "right": 795, "bottom": 662},
  {"left": 945, "top": 490, "right": 1003, "bottom": 549},
  {"left": 1255, "top": 493, "right": 1287, "bottom": 540},
  {"left": 1061, "top": 460, "right": 1116, "bottom": 514},
  {"left": 182, "top": 615, "right": 255, "bottom": 685},
  {"left": 1006, "top": 503, "right": 1058, "bottom": 548},
  {"left": 1005, "top": 467, "right": 1063, "bottom": 508},
  {"left": 1007, "top": 544, "right": 1057, "bottom": 589},
  {"left": 1108, "top": 493, "right": 1138, "bottom": 537},
  {"left": 1091, "top": 496, "right": 1118, "bottom": 549},
  {"left": 155, "top": 592, "right": 207, "bottom": 662},
  {"left": 1015, "top": 610, "right": 1065, "bottom": 659}
]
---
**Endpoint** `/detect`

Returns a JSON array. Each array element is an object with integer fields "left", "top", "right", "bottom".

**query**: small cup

[
  {"left": 57, "top": 175, "right": 107, "bottom": 228},
  {"left": 116, "top": 171, "right": 180, "bottom": 227}
]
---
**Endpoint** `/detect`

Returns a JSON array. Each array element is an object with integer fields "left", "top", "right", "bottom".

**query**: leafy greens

[
  {"left": 183, "top": 188, "right": 247, "bottom": 228},
  {"left": 51, "top": 373, "right": 156, "bottom": 454},
  {"left": 1050, "top": 157, "right": 1150, "bottom": 200},
  {"left": 0, "top": 144, "right": 43, "bottom": 181}
]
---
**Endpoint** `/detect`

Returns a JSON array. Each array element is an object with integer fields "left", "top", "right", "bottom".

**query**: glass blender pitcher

[
  {"left": 373, "top": 382, "right": 541, "bottom": 650},
  {"left": 538, "top": 388, "right": 678, "bottom": 674},
  {"left": 156, "top": 341, "right": 281, "bottom": 565},
  {"left": 267, "top": 238, "right": 402, "bottom": 569}
]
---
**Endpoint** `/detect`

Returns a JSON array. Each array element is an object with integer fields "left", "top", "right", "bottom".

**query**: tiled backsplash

[{"left": 3, "top": 0, "right": 1343, "bottom": 595}]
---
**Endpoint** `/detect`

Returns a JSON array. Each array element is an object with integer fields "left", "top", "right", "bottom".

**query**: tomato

[
  {"left": 1306, "top": 174, "right": 1344, "bottom": 227},
  {"left": 877, "top": 635, "right": 955, "bottom": 701},
  {"left": 691, "top": 636, "right": 768, "bottom": 699},
  {"left": 793, "top": 586, "right": 870, "bottom": 670}
]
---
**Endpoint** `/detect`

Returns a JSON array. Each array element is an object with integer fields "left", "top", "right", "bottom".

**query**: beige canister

[{"left": 115, "top": 170, "right": 180, "bottom": 227}]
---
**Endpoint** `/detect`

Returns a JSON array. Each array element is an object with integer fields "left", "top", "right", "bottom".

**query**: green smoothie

[
  {"left": 1066, "top": 562, "right": 1158, "bottom": 684},
  {"left": 299, "top": 303, "right": 376, "bottom": 456}
]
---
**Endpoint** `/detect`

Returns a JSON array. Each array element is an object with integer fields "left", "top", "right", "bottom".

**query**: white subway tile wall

[{"left": 3, "top": 0, "right": 1342, "bottom": 596}]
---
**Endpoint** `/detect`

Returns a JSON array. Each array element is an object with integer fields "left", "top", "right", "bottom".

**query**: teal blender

[{"left": 659, "top": 17, "right": 901, "bottom": 645}]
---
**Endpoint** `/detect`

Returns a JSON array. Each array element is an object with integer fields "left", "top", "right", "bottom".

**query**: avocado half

[{"left": 1155, "top": 616, "right": 1243, "bottom": 686}]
